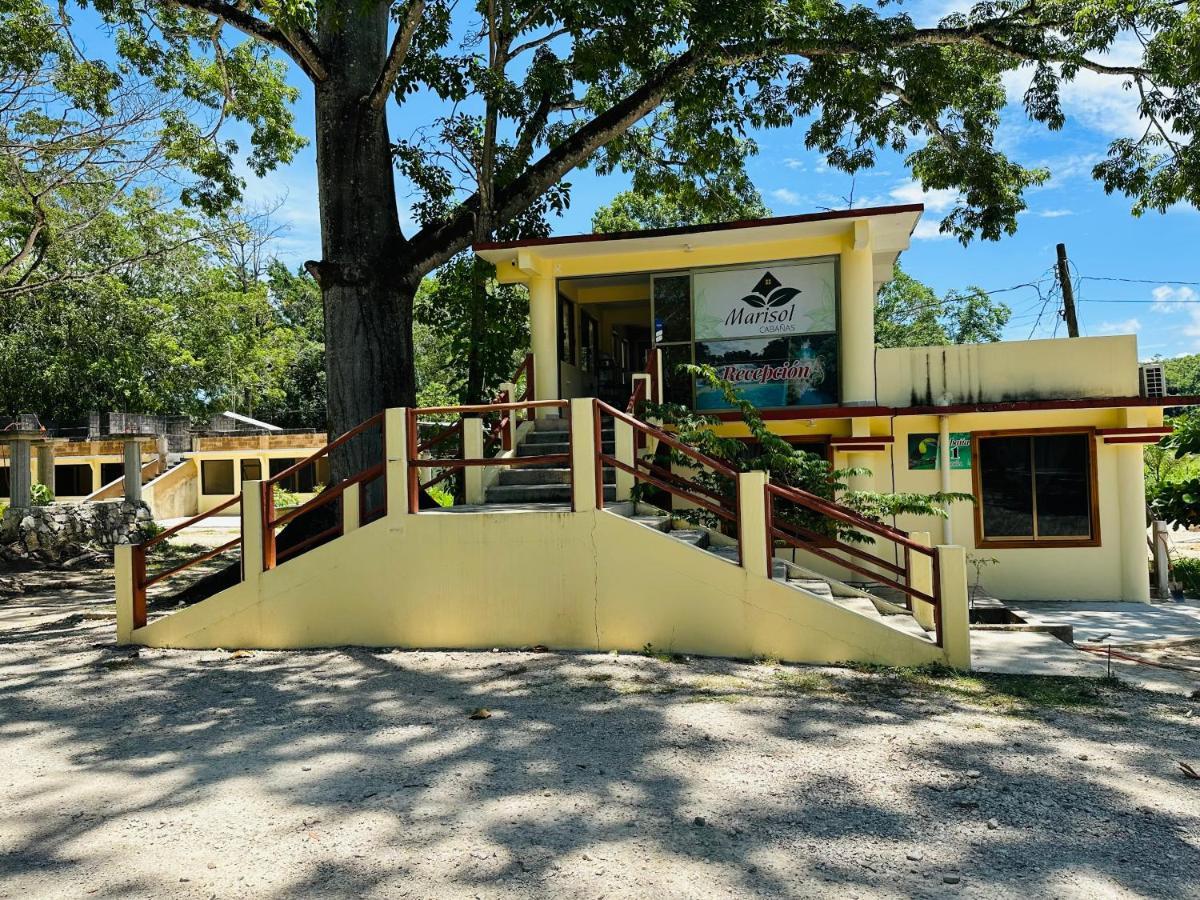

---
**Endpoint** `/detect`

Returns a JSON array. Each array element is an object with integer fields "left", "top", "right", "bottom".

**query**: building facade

[{"left": 476, "top": 204, "right": 1167, "bottom": 602}]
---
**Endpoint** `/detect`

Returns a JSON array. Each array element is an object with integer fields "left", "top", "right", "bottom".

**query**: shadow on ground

[{"left": 0, "top": 569, "right": 1198, "bottom": 899}]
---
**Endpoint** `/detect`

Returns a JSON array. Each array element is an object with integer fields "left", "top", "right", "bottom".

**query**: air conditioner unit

[{"left": 1139, "top": 363, "right": 1166, "bottom": 398}]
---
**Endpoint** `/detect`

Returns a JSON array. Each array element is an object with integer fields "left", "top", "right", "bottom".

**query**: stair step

[
  {"left": 517, "top": 441, "right": 614, "bottom": 456},
  {"left": 485, "top": 483, "right": 616, "bottom": 503},
  {"left": 787, "top": 577, "right": 835, "bottom": 599},
  {"left": 498, "top": 467, "right": 615, "bottom": 485},
  {"left": 523, "top": 428, "right": 613, "bottom": 445},
  {"left": 627, "top": 514, "right": 671, "bottom": 532},
  {"left": 666, "top": 529, "right": 709, "bottom": 549}
]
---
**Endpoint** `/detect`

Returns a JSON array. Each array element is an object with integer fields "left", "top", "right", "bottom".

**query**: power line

[{"left": 1081, "top": 275, "right": 1200, "bottom": 287}]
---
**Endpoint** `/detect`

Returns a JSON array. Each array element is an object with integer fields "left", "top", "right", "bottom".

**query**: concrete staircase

[
  {"left": 609, "top": 501, "right": 932, "bottom": 640},
  {"left": 485, "top": 417, "right": 617, "bottom": 505}
]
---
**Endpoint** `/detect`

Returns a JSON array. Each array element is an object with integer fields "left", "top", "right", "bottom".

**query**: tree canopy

[
  {"left": 4, "top": 0, "right": 1198, "bottom": 451},
  {"left": 875, "top": 265, "right": 1012, "bottom": 348}
]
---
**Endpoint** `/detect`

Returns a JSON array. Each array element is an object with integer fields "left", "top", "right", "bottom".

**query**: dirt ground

[{"left": 1, "top": 565, "right": 1199, "bottom": 899}]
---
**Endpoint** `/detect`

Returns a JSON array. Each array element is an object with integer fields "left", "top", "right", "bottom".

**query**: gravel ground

[{"left": 1, "top": 567, "right": 1199, "bottom": 899}]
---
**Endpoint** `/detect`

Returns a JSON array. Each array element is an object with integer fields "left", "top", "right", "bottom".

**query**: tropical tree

[
  {"left": 592, "top": 174, "right": 770, "bottom": 233},
  {"left": 875, "top": 265, "right": 1011, "bottom": 348},
  {"left": 7, "top": 0, "right": 1198, "bottom": 480}
]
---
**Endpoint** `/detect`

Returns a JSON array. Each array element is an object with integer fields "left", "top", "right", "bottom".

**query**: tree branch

[
  {"left": 165, "top": 0, "right": 328, "bottom": 81},
  {"left": 405, "top": 49, "right": 703, "bottom": 275},
  {"left": 368, "top": 0, "right": 427, "bottom": 111}
]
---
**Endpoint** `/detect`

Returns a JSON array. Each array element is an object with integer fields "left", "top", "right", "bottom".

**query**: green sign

[{"left": 908, "top": 433, "right": 972, "bottom": 470}]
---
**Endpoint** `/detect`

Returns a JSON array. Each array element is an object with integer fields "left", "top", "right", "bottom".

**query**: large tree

[{"left": 7, "top": 0, "right": 1199, "bottom": 476}]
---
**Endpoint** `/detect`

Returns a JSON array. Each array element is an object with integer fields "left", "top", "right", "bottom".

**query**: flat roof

[{"left": 474, "top": 204, "right": 924, "bottom": 252}]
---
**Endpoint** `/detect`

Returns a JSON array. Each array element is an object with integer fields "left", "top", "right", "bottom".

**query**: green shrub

[
  {"left": 428, "top": 485, "right": 455, "bottom": 507},
  {"left": 1171, "top": 557, "right": 1200, "bottom": 596},
  {"left": 30, "top": 483, "right": 54, "bottom": 505},
  {"left": 272, "top": 486, "right": 301, "bottom": 509}
]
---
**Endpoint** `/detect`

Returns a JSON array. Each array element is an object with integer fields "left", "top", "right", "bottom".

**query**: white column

[
  {"left": 384, "top": 408, "right": 410, "bottom": 516},
  {"left": 463, "top": 417, "right": 485, "bottom": 504},
  {"left": 528, "top": 273, "right": 558, "bottom": 416},
  {"left": 938, "top": 415, "right": 953, "bottom": 545},
  {"left": 908, "top": 531, "right": 935, "bottom": 632},
  {"left": 343, "top": 481, "right": 362, "bottom": 533},
  {"left": 738, "top": 471, "right": 771, "bottom": 577},
  {"left": 1116, "top": 442, "right": 1152, "bottom": 602},
  {"left": 123, "top": 439, "right": 142, "bottom": 505},
  {"left": 569, "top": 397, "right": 597, "bottom": 512},
  {"left": 936, "top": 544, "right": 971, "bottom": 670},
  {"left": 36, "top": 443, "right": 55, "bottom": 495},
  {"left": 614, "top": 418, "right": 635, "bottom": 502},
  {"left": 840, "top": 223, "right": 876, "bottom": 405},
  {"left": 114, "top": 544, "right": 136, "bottom": 644},
  {"left": 240, "top": 479, "right": 265, "bottom": 587}
]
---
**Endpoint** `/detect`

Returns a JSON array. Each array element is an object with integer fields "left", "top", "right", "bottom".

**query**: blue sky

[{"left": 202, "top": 7, "right": 1200, "bottom": 360}]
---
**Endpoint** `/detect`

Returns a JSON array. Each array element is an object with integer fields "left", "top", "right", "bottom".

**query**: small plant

[
  {"left": 967, "top": 554, "right": 999, "bottom": 608},
  {"left": 427, "top": 485, "right": 455, "bottom": 507},
  {"left": 139, "top": 520, "right": 165, "bottom": 540},
  {"left": 30, "top": 482, "right": 54, "bottom": 506},
  {"left": 272, "top": 486, "right": 301, "bottom": 509}
]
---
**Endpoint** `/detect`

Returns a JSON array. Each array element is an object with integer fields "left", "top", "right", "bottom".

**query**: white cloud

[
  {"left": 1096, "top": 318, "right": 1141, "bottom": 335},
  {"left": 1152, "top": 284, "right": 1199, "bottom": 313},
  {"left": 1038, "top": 209, "right": 1075, "bottom": 218},
  {"left": 912, "top": 219, "right": 953, "bottom": 241},
  {"left": 782, "top": 158, "right": 805, "bottom": 170},
  {"left": 769, "top": 187, "right": 802, "bottom": 206},
  {"left": 890, "top": 180, "right": 959, "bottom": 213}
]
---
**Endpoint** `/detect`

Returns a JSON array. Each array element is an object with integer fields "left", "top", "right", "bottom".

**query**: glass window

[
  {"left": 558, "top": 295, "right": 576, "bottom": 364},
  {"left": 652, "top": 274, "right": 690, "bottom": 344},
  {"left": 580, "top": 312, "right": 600, "bottom": 373},
  {"left": 660, "top": 344, "right": 693, "bottom": 406},
  {"left": 269, "top": 457, "right": 328, "bottom": 492},
  {"left": 201, "top": 459, "right": 235, "bottom": 495},
  {"left": 978, "top": 432, "right": 1094, "bottom": 543},
  {"left": 56, "top": 464, "right": 94, "bottom": 496},
  {"left": 241, "top": 459, "right": 263, "bottom": 482}
]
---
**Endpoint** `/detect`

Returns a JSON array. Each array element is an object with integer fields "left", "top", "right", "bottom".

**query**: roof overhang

[{"left": 475, "top": 204, "right": 923, "bottom": 291}]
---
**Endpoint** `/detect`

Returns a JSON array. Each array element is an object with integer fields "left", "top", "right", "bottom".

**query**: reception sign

[
  {"left": 695, "top": 334, "right": 839, "bottom": 410},
  {"left": 908, "top": 433, "right": 972, "bottom": 470},
  {"left": 693, "top": 260, "right": 837, "bottom": 341}
]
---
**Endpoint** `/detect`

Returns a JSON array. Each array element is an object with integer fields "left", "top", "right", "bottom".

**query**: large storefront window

[
  {"left": 651, "top": 259, "right": 839, "bottom": 410},
  {"left": 975, "top": 431, "right": 1097, "bottom": 546}
]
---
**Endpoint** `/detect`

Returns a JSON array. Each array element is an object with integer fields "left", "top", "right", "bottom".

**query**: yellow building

[
  {"left": 114, "top": 203, "right": 1175, "bottom": 665},
  {"left": 475, "top": 204, "right": 1167, "bottom": 603}
]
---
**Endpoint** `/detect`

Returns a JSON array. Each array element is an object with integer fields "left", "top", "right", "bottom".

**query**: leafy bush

[
  {"left": 1147, "top": 477, "right": 1200, "bottom": 529},
  {"left": 636, "top": 364, "right": 971, "bottom": 540},
  {"left": 272, "top": 486, "right": 301, "bottom": 509},
  {"left": 427, "top": 485, "right": 455, "bottom": 507},
  {"left": 30, "top": 483, "right": 54, "bottom": 506},
  {"left": 1170, "top": 557, "right": 1200, "bottom": 597}
]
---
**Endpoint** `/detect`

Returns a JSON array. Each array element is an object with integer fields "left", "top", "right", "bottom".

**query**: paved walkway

[
  {"left": 159, "top": 515, "right": 241, "bottom": 549},
  {"left": 1010, "top": 601, "right": 1200, "bottom": 646}
]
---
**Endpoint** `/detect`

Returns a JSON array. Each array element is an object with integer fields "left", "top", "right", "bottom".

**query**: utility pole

[{"left": 1056, "top": 242, "right": 1080, "bottom": 337}]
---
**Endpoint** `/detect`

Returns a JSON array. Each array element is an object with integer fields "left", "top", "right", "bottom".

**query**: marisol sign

[
  {"left": 693, "top": 261, "right": 836, "bottom": 341},
  {"left": 689, "top": 259, "right": 839, "bottom": 409},
  {"left": 695, "top": 335, "right": 839, "bottom": 410}
]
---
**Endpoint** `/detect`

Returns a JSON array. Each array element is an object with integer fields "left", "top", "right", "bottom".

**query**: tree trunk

[{"left": 312, "top": 1, "right": 415, "bottom": 483}]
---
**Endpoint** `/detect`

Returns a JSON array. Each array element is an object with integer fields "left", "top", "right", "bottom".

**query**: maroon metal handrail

[
  {"left": 594, "top": 399, "right": 740, "bottom": 530},
  {"left": 262, "top": 412, "right": 387, "bottom": 572},
  {"left": 407, "top": 398, "right": 570, "bottom": 513},
  {"left": 765, "top": 481, "right": 942, "bottom": 645},
  {"left": 130, "top": 493, "right": 244, "bottom": 629}
]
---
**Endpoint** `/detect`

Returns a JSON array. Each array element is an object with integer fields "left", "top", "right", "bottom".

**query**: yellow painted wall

[
  {"left": 876, "top": 336, "right": 1139, "bottom": 407},
  {"left": 129, "top": 506, "right": 947, "bottom": 667},
  {"left": 142, "top": 458, "right": 200, "bottom": 520}
]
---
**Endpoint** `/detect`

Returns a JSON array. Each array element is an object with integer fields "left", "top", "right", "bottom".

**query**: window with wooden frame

[
  {"left": 558, "top": 294, "right": 576, "bottom": 364},
  {"left": 972, "top": 430, "right": 1099, "bottom": 547}
]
